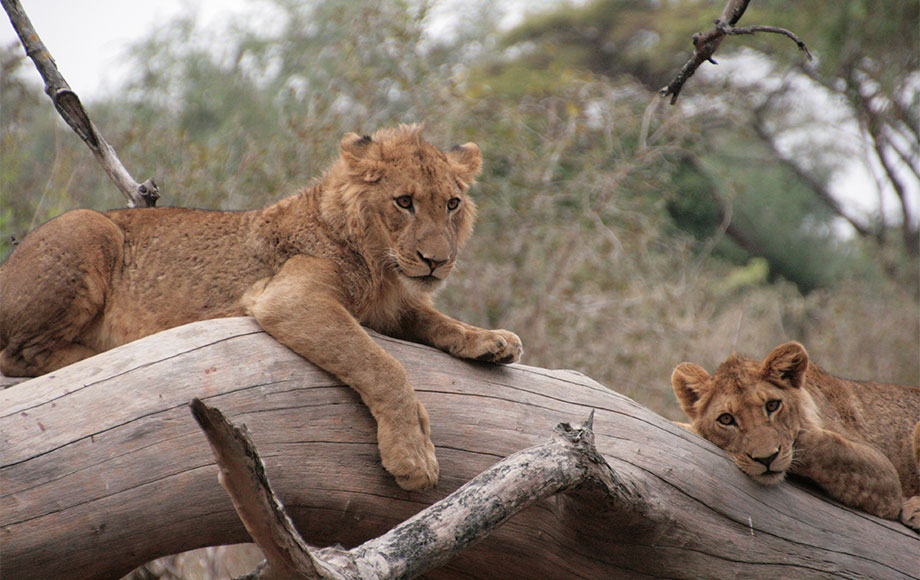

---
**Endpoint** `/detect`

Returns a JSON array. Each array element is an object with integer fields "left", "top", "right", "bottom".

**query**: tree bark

[{"left": 1, "top": 317, "right": 917, "bottom": 580}]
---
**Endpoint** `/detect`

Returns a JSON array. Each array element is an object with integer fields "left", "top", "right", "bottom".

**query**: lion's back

[
  {"left": 94, "top": 207, "right": 280, "bottom": 344},
  {"left": 807, "top": 367, "right": 920, "bottom": 495}
]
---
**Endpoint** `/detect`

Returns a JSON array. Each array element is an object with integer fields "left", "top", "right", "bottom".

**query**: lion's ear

[
  {"left": 339, "top": 133, "right": 385, "bottom": 183},
  {"left": 761, "top": 342, "right": 809, "bottom": 389},
  {"left": 446, "top": 142, "right": 482, "bottom": 185},
  {"left": 671, "top": 363, "right": 711, "bottom": 420}
]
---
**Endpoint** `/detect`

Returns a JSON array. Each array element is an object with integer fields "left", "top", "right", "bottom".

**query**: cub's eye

[
  {"left": 446, "top": 197, "right": 461, "bottom": 211},
  {"left": 395, "top": 196, "right": 413, "bottom": 211},
  {"left": 765, "top": 399, "right": 781, "bottom": 414},
  {"left": 717, "top": 413, "right": 736, "bottom": 426}
]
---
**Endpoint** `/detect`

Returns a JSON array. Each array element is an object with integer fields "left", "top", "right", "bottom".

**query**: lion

[
  {"left": 0, "top": 124, "right": 523, "bottom": 491},
  {"left": 671, "top": 341, "right": 920, "bottom": 531}
]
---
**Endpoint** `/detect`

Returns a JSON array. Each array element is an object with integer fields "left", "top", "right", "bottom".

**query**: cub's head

[
  {"left": 671, "top": 342, "right": 816, "bottom": 485},
  {"left": 327, "top": 124, "right": 481, "bottom": 291}
]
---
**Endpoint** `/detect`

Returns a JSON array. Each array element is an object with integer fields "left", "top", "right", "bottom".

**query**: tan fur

[
  {"left": 672, "top": 342, "right": 920, "bottom": 531},
  {"left": 0, "top": 125, "right": 523, "bottom": 491}
]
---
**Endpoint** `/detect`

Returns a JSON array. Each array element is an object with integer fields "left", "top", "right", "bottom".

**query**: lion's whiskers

[{"left": 381, "top": 249, "right": 401, "bottom": 272}]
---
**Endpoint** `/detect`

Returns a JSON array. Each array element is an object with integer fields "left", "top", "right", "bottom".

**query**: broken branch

[
  {"left": 191, "top": 397, "right": 635, "bottom": 580},
  {"left": 190, "top": 398, "right": 327, "bottom": 580},
  {"left": 0, "top": 0, "right": 159, "bottom": 207},
  {"left": 345, "top": 410, "right": 638, "bottom": 579}
]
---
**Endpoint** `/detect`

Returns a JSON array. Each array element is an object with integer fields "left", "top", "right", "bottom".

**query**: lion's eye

[
  {"left": 765, "top": 399, "right": 781, "bottom": 414},
  {"left": 446, "top": 197, "right": 461, "bottom": 211},
  {"left": 717, "top": 413, "right": 736, "bottom": 426},
  {"left": 395, "top": 196, "right": 413, "bottom": 211}
]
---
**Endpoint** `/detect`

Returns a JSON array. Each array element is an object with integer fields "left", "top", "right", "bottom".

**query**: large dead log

[{"left": 1, "top": 317, "right": 917, "bottom": 579}]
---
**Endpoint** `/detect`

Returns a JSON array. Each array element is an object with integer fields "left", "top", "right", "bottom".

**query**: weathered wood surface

[
  {"left": 193, "top": 397, "right": 627, "bottom": 580},
  {"left": 1, "top": 317, "right": 917, "bottom": 579}
]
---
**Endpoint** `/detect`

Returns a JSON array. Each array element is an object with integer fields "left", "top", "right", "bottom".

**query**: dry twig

[{"left": 659, "top": 0, "right": 813, "bottom": 104}]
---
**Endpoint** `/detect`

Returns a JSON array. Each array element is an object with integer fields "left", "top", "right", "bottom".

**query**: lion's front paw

[
  {"left": 378, "top": 402, "right": 439, "bottom": 491},
  {"left": 455, "top": 328, "right": 523, "bottom": 364},
  {"left": 901, "top": 496, "right": 920, "bottom": 531}
]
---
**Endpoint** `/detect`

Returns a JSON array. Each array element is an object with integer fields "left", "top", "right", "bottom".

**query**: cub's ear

[
  {"left": 339, "top": 132, "right": 384, "bottom": 183},
  {"left": 671, "top": 363, "right": 711, "bottom": 421},
  {"left": 761, "top": 341, "right": 809, "bottom": 389},
  {"left": 446, "top": 142, "right": 482, "bottom": 186}
]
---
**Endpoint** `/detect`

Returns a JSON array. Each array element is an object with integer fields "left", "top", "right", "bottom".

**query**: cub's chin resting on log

[
  {"left": 672, "top": 341, "right": 920, "bottom": 531},
  {"left": 0, "top": 124, "right": 522, "bottom": 491}
]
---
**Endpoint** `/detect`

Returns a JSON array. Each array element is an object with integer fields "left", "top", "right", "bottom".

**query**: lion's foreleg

[
  {"left": 399, "top": 301, "right": 523, "bottom": 364},
  {"left": 246, "top": 256, "right": 438, "bottom": 491},
  {"left": 794, "top": 428, "right": 903, "bottom": 520}
]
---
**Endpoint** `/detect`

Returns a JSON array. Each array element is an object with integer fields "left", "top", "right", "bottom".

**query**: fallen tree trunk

[{"left": 1, "top": 317, "right": 917, "bottom": 579}]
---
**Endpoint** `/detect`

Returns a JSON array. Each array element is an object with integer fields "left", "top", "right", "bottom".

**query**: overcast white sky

[{"left": 0, "top": 0, "right": 248, "bottom": 98}]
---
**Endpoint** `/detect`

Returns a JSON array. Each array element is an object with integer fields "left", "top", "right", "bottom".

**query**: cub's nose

[
  {"left": 749, "top": 447, "right": 781, "bottom": 469},
  {"left": 417, "top": 251, "right": 447, "bottom": 273}
]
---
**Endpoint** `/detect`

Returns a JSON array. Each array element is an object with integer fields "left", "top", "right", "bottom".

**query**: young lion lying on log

[
  {"left": 0, "top": 124, "right": 522, "bottom": 491},
  {"left": 672, "top": 342, "right": 920, "bottom": 530}
]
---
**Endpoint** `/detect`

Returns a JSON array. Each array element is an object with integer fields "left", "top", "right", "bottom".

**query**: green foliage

[
  {"left": 501, "top": 0, "right": 712, "bottom": 89},
  {"left": 754, "top": 0, "right": 918, "bottom": 74},
  {"left": 679, "top": 135, "right": 850, "bottom": 293},
  {"left": 720, "top": 258, "right": 770, "bottom": 294}
]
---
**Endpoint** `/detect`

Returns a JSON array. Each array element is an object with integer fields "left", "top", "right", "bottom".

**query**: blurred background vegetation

[
  {"left": 2, "top": 0, "right": 917, "bottom": 577},
  {"left": 1, "top": 0, "right": 917, "bottom": 418}
]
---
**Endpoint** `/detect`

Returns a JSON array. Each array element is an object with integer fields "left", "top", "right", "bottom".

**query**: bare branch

[
  {"left": 718, "top": 23, "right": 813, "bottom": 60},
  {"left": 658, "top": 27, "right": 726, "bottom": 105},
  {"left": 345, "top": 410, "right": 638, "bottom": 580},
  {"left": 659, "top": 0, "right": 812, "bottom": 104},
  {"left": 842, "top": 68, "right": 920, "bottom": 255},
  {"left": 718, "top": 0, "right": 752, "bottom": 26},
  {"left": 887, "top": 133, "right": 920, "bottom": 184},
  {"left": 0, "top": 0, "right": 159, "bottom": 207},
  {"left": 868, "top": 132, "right": 919, "bottom": 255}
]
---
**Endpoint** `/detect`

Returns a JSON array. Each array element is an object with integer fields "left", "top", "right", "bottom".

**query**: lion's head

[
  {"left": 671, "top": 342, "right": 819, "bottom": 485},
  {"left": 323, "top": 124, "right": 481, "bottom": 291}
]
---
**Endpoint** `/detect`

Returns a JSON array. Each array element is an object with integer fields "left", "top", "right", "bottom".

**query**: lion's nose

[
  {"left": 749, "top": 447, "right": 781, "bottom": 469},
  {"left": 417, "top": 251, "right": 447, "bottom": 273}
]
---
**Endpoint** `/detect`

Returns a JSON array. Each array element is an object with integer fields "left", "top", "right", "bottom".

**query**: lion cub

[
  {"left": 0, "top": 125, "right": 523, "bottom": 491},
  {"left": 672, "top": 342, "right": 920, "bottom": 530}
]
